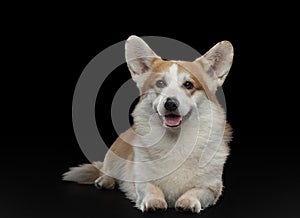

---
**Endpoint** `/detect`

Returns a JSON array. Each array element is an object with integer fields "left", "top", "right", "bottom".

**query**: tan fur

[
  {"left": 151, "top": 59, "right": 173, "bottom": 73},
  {"left": 109, "top": 129, "right": 134, "bottom": 161}
]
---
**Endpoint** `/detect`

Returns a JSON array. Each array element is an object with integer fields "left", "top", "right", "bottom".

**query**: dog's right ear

[{"left": 125, "top": 36, "right": 160, "bottom": 88}]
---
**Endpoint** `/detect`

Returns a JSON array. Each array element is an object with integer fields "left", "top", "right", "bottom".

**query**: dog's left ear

[
  {"left": 125, "top": 35, "right": 160, "bottom": 88},
  {"left": 195, "top": 41, "right": 233, "bottom": 89}
]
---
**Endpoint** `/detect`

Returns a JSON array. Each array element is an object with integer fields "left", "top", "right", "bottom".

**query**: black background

[{"left": 1, "top": 4, "right": 299, "bottom": 218}]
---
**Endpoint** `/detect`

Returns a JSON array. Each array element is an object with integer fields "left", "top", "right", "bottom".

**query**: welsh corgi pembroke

[{"left": 63, "top": 35, "right": 234, "bottom": 213}]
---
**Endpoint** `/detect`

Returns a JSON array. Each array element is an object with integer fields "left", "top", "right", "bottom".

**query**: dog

[{"left": 63, "top": 35, "right": 233, "bottom": 213}]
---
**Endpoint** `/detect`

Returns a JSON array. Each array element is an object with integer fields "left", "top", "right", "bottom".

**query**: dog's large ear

[
  {"left": 125, "top": 35, "right": 160, "bottom": 88},
  {"left": 195, "top": 41, "right": 233, "bottom": 90}
]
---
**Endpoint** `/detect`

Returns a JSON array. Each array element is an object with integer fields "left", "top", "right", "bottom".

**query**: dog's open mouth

[
  {"left": 156, "top": 109, "right": 192, "bottom": 128},
  {"left": 163, "top": 114, "right": 182, "bottom": 127}
]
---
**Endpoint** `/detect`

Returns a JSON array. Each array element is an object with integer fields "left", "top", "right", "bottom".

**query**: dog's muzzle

[{"left": 161, "top": 97, "right": 181, "bottom": 127}]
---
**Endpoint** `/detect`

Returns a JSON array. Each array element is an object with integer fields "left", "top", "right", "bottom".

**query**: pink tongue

[{"left": 164, "top": 115, "right": 182, "bottom": 127}]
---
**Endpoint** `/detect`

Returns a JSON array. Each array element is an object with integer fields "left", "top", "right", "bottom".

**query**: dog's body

[{"left": 63, "top": 36, "right": 233, "bottom": 213}]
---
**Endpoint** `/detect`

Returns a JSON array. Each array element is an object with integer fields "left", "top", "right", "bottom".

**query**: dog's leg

[
  {"left": 135, "top": 183, "right": 167, "bottom": 212},
  {"left": 175, "top": 187, "right": 219, "bottom": 213}
]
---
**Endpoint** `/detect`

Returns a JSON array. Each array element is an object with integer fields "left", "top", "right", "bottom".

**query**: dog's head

[{"left": 125, "top": 36, "right": 233, "bottom": 129}]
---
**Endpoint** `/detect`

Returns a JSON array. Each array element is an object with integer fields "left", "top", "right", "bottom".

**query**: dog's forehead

[
  {"left": 151, "top": 59, "right": 173, "bottom": 73},
  {"left": 166, "top": 63, "right": 180, "bottom": 82},
  {"left": 152, "top": 59, "right": 205, "bottom": 78},
  {"left": 151, "top": 59, "right": 207, "bottom": 88},
  {"left": 153, "top": 60, "right": 214, "bottom": 99},
  {"left": 175, "top": 61, "right": 206, "bottom": 78}
]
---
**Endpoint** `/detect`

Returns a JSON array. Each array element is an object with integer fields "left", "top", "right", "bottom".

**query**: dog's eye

[
  {"left": 183, "top": 81, "right": 194, "bottom": 89},
  {"left": 156, "top": 80, "right": 167, "bottom": 88}
]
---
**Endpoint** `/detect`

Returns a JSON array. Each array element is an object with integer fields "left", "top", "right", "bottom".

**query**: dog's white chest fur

[{"left": 132, "top": 109, "right": 229, "bottom": 206}]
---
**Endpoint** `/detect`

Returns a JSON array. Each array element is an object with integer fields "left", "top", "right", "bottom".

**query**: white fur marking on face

[{"left": 168, "top": 63, "right": 178, "bottom": 83}]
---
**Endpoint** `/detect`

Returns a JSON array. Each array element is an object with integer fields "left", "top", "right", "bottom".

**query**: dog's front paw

[
  {"left": 139, "top": 197, "right": 168, "bottom": 212},
  {"left": 94, "top": 175, "right": 115, "bottom": 189},
  {"left": 175, "top": 197, "right": 201, "bottom": 213}
]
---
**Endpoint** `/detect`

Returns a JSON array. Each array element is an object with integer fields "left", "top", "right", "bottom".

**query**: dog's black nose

[{"left": 164, "top": 97, "right": 179, "bottom": 111}]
